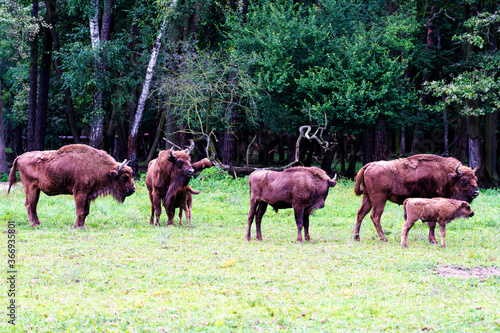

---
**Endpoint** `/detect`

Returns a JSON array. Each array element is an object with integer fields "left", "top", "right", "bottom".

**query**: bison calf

[
  {"left": 401, "top": 198, "right": 474, "bottom": 248},
  {"left": 247, "top": 166, "right": 337, "bottom": 243},
  {"left": 7, "top": 144, "right": 135, "bottom": 228},
  {"left": 164, "top": 185, "right": 200, "bottom": 225}
]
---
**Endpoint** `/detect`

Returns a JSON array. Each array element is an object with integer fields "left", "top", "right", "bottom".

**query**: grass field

[{"left": 1, "top": 168, "right": 500, "bottom": 332}]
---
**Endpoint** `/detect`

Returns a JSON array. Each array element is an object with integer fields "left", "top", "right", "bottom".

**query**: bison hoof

[
  {"left": 257, "top": 237, "right": 263, "bottom": 241},
  {"left": 353, "top": 235, "right": 360, "bottom": 242},
  {"left": 380, "top": 237, "right": 388, "bottom": 242}
]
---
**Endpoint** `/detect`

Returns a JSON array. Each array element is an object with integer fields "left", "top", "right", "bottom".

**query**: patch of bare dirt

[{"left": 436, "top": 265, "right": 500, "bottom": 279}]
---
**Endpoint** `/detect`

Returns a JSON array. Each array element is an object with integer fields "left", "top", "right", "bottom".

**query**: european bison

[
  {"left": 146, "top": 148, "right": 212, "bottom": 226},
  {"left": 401, "top": 198, "right": 474, "bottom": 248},
  {"left": 354, "top": 154, "right": 479, "bottom": 242},
  {"left": 7, "top": 144, "right": 135, "bottom": 228},
  {"left": 246, "top": 166, "right": 337, "bottom": 243},
  {"left": 165, "top": 185, "right": 200, "bottom": 225}
]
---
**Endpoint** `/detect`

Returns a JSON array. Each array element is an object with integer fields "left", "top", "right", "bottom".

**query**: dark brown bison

[
  {"left": 7, "top": 144, "right": 135, "bottom": 228},
  {"left": 401, "top": 198, "right": 474, "bottom": 248},
  {"left": 246, "top": 166, "right": 337, "bottom": 243},
  {"left": 354, "top": 154, "right": 479, "bottom": 242},
  {"left": 146, "top": 148, "right": 212, "bottom": 226},
  {"left": 165, "top": 185, "right": 200, "bottom": 225}
]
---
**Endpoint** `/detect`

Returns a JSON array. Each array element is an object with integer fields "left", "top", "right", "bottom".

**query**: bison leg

[
  {"left": 73, "top": 193, "right": 90, "bottom": 228},
  {"left": 294, "top": 207, "right": 305, "bottom": 244},
  {"left": 246, "top": 198, "right": 260, "bottom": 241},
  {"left": 354, "top": 195, "right": 372, "bottom": 241},
  {"left": 303, "top": 213, "right": 311, "bottom": 242},
  {"left": 24, "top": 186, "right": 41, "bottom": 227},
  {"left": 178, "top": 207, "right": 183, "bottom": 226},
  {"left": 255, "top": 202, "right": 267, "bottom": 241},
  {"left": 438, "top": 223, "right": 446, "bottom": 248},
  {"left": 152, "top": 193, "right": 163, "bottom": 227},
  {"left": 148, "top": 192, "right": 155, "bottom": 225},
  {"left": 369, "top": 196, "right": 388, "bottom": 242},
  {"left": 401, "top": 217, "right": 418, "bottom": 247},
  {"left": 427, "top": 222, "right": 438, "bottom": 244},
  {"left": 165, "top": 202, "right": 175, "bottom": 226}
]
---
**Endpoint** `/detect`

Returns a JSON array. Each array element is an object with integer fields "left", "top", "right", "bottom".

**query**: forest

[{"left": 1, "top": 0, "right": 499, "bottom": 186}]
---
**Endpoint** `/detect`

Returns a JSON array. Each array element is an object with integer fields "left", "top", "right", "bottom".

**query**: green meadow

[{"left": 1, "top": 169, "right": 499, "bottom": 332}]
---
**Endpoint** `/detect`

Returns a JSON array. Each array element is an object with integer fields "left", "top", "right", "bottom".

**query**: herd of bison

[{"left": 7, "top": 144, "right": 480, "bottom": 248}]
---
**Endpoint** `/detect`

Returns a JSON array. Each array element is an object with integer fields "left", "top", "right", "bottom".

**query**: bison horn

[
  {"left": 455, "top": 162, "right": 462, "bottom": 176},
  {"left": 119, "top": 159, "right": 129, "bottom": 172},
  {"left": 332, "top": 173, "right": 337, "bottom": 181},
  {"left": 472, "top": 162, "right": 479, "bottom": 173}
]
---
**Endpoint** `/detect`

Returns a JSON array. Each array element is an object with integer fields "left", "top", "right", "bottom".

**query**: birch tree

[
  {"left": 89, "top": 0, "right": 104, "bottom": 148},
  {"left": 128, "top": 0, "right": 177, "bottom": 175}
]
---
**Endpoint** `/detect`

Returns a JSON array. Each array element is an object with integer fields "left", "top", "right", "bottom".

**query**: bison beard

[
  {"left": 7, "top": 144, "right": 135, "bottom": 228},
  {"left": 353, "top": 154, "right": 479, "bottom": 242},
  {"left": 246, "top": 166, "right": 337, "bottom": 243},
  {"left": 146, "top": 148, "right": 213, "bottom": 226},
  {"left": 401, "top": 198, "right": 475, "bottom": 248}
]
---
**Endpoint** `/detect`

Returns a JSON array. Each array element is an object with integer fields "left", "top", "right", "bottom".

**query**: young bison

[
  {"left": 247, "top": 166, "right": 337, "bottom": 243},
  {"left": 164, "top": 185, "right": 200, "bottom": 225},
  {"left": 401, "top": 198, "right": 474, "bottom": 248}
]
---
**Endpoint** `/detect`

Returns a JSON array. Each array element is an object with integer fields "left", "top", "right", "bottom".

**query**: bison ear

[
  {"left": 448, "top": 173, "right": 460, "bottom": 181},
  {"left": 110, "top": 170, "right": 119, "bottom": 179},
  {"left": 461, "top": 202, "right": 467, "bottom": 208}
]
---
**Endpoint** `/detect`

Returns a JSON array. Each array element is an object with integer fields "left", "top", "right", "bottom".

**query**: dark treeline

[{"left": 1, "top": 0, "right": 499, "bottom": 186}]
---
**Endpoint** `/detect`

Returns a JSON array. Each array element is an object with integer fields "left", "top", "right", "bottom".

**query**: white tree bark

[
  {"left": 130, "top": 18, "right": 168, "bottom": 138},
  {"left": 89, "top": 0, "right": 104, "bottom": 148}
]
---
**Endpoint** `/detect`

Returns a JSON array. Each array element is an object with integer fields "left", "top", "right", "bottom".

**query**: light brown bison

[
  {"left": 146, "top": 148, "right": 212, "bottom": 226},
  {"left": 401, "top": 198, "right": 474, "bottom": 248},
  {"left": 246, "top": 166, "right": 337, "bottom": 243},
  {"left": 165, "top": 185, "right": 200, "bottom": 225},
  {"left": 7, "top": 144, "right": 135, "bottom": 228},
  {"left": 354, "top": 154, "right": 479, "bottom": 242}
]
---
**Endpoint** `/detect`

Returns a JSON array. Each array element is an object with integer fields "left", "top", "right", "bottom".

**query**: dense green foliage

[
  {"left": 1, "top": 172, "right": 499, "bottom": 331},
  {"left": 0, "top": 0, "right": 499, "bottom": 183}
]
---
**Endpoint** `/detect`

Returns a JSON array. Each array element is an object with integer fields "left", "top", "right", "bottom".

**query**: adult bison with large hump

[
  {"left": 246, "top": 166, "right": 337, "bottom": 243},
  {"left": 146, "top": 148, "right": 212, "bottom": 226},
  {"left": 7, "top": 144, "right": 135, "bottom": 228},
  {"left": 354, "top": 154, "right": 479, "bottom": 242}
]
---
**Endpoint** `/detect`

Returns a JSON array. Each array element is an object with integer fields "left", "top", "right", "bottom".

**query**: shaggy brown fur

[
  {"left": 353, "top": 154, "right": 479, "bottom": 242},
  {"left": 146, "top": 149, "right": 212, "bottom": 226},
  {"left": 401, "top": 198, "right": 474, "bottom": 248},
  {"left": 246, "top": 166, "right": 337, "bottom": 243},
  {"left": 7, "top": 144, "right": 135, "bottom": 228}
]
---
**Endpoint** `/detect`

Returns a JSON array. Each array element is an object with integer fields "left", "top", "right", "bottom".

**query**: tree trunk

[
  {"left": 89, "top": 0, "right": 104, "bottom": 148},
  {"left": 483, "top": 111, "right": 498, "bottom": 185},
  {"left": 399, "top": 126, "right": 406, "bottom": 157},
  {"left": 34, "top": 24, "right": 54, "bottom": 151},
  {"left": 27, "top": 0, "right": 39, "bottom": 152},
  {"left": 129, "top": 18, "right": 169, "bottom": 176},
  {"left": 0, "top": 84, "right": 8, "bottom": 174},
  {"left": 146, "top": 111, "right": 166, "bottom": 163},
  {"left": 223, "top": 108, "right": 237, "bottom": 166},
  {"left": 467, "top": 115, "right": 481, "bottom": 173},
  {"left": 375, "top": 117, "right": 388, "bottom": 161},
  {"left": 363, "top": 130, "right": 375, "bottom": 164},
  {"left": 50, "top": 18, "right": 80, "bottom": 143}
]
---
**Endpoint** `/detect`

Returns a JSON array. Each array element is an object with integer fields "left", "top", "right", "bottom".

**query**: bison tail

[
  {"left": 186, "top": 186, "right": 201, "bottom": 195},
  {"left": 354, "top": 165, "right": 367, "bottom": 196},
  {"left": 7, "top": 157, "right": 19, "bottom": 195}
]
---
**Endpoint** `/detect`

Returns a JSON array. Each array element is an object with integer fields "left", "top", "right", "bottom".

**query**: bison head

[
  {"left": 458, "top": 201, "right": 475, "bottom": 218},
  {"left": 167, "top": 148, "right": 195, "bottom": 181},
  {"left": 108, "top": 159, "right": 135, "bottom": 202},
  {"left": 449, "top": 162, "right": 479, "bottom": 203}
]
